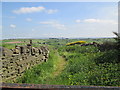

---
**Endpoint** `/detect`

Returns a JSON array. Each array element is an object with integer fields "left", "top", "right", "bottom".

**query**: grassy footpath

[
  {"left": 51, "top": 54, "right": 67, "bottom": 77},
  {"left": 55, "top": 45, "right": 120, "bottom": 86},
  {"left": 2, "top": 39, "right": 119, "bottom": 86},
  {"left": 16, "top": 47, "right": 67, "bottom": 84},
  {"left": 16, "top": 45, "right": 120, "bottom": 86}
]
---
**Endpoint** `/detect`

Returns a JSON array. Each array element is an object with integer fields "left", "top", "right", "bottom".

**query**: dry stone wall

[{"left": 0, "top": 43, "right": 49, "bottom": 82}]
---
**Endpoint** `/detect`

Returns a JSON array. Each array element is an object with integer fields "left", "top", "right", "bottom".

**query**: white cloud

[
  {"left": 10, "top": 24, "right": 16, "bottom": 28},
  {"left": 13, "top": 6, "right": 45, "bottom": 14},
  {"left": 75, "top": 19, "right": 81, "bottom": 23},
  {"left": 13, "top": 6, "right": 58, "bottom": 14},
  {"left": 26, "top": 18, "right": 32, "bottom": 22},
  {"left": 68, "top": 19, "right": 118, "bottom": 38},
  {"left": 40, "top": 21, "right": 67, "bottom": 30},
  {"left": 83, "top": 19, "right": 117, "bottom": 24},
  {"left": 40, "top": 21, "right": 53, "bottom": 24},
  {"left": 46, "top": 9, "right": 58, "bottom": 14}
]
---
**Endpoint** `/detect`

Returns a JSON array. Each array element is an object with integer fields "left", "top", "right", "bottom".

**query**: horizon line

[{"left": 1, "top": 36, "right": 116, "bottom": 40}]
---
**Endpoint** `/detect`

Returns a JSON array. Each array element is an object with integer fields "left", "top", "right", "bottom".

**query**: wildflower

[{"left": 66, "top": 41, "right": 86, "bottom": 46}]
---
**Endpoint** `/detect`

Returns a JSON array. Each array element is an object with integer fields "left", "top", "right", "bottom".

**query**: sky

[
  {"left": 1, "top": 2, "right": 118, "bottom": 39},
  {"left": 1, "top": 0, "right": 120, "bottom": 2}
]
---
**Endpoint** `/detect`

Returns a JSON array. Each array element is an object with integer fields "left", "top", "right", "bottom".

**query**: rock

[{"left": 1, "top": 42, "right": 50, "bottom": 82}]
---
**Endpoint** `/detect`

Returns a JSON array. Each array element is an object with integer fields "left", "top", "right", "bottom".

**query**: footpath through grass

[
  {"left": 55, "top": 45, "right": 120, "bottom": 86},
  {"left": 51, "top": 54, "right": 67, "bottom": 77},
  {"left": 16, "top": 45, "right": 120, "bottom": 86},
  {"left": 16, "top": 47, "right": 67, "bottom": 84}
]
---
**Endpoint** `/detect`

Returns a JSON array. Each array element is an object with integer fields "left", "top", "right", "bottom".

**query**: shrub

[
  {"left": 99, "top": 41, "right": 117, "bottom": 51},
  {"left": 94, "top": 50, "right": 119, "bottom": 64}
]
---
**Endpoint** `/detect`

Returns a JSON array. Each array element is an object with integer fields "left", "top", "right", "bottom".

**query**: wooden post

[
  {"left": 30, "top": 40, "right": 33, "bottom": 55},
  {"left": 30, "top": 40, "right": 32, "bottom": 45}
]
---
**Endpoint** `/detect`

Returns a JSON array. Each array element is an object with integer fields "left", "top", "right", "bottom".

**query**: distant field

[{"left": 1, "top": 38, "right": 116, "bottom": 49}]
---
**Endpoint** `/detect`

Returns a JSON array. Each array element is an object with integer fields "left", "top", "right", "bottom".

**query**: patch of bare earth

[{"left": 5, "top": 41, "right": 23, "bottom": 44}]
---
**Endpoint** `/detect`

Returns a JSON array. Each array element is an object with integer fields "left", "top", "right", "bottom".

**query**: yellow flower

[{"left": 66, "top": 41, "right": 86, "bottom": 46}]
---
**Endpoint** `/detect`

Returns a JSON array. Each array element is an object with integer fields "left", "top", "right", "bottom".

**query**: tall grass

[
  {"left": 16, "top": 44, "right": 120, "bottom": 86},
  {"left": 56, "top": 45, "right": 120, "bottom": 86},
  {"left": 16, "top": 47, "right": 60, "bottom": 84},
  {"left": 4, "top": 38, "right": 119, "bottom": 86}
]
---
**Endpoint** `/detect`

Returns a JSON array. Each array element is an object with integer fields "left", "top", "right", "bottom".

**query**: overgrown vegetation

[
  {"left": 16, "top": 47, "right": 65, "bottom": 84},
  {"left": 56, "top": 45, "right": 120, "bottom": 86},
  {"left": 2, "top": 35, "right": 120, "bottom": 86}
]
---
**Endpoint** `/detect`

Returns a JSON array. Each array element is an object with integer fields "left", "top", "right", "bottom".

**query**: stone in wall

[
  {"left": 1, "top": 42, "right": 49, "bottom": 83},
  {"left": 1, "top": 47, "right": 13, "bottom": 57}
]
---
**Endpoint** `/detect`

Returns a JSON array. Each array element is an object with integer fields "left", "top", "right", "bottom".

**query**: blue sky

[{"left": 2, "top": 2, "right": 118, "bottom": 39}]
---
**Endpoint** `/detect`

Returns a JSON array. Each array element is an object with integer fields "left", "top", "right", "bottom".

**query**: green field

[{"left": 1, "top": 38, "right": 120, "bottom": 86}]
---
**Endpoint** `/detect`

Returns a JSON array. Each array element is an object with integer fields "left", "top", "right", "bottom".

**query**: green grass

[
  {"left": 55, "top": 45, "right": 120, "bottom": 86},
  {"left": 16, "top": 47, "right": 62, "bottom": 84},
  {"left": 1, "top": 39, "right": 49, "bottom": 49},
  {"left": 2, "top": 38, "right": 120, "bottom": 86},
  {"left": 16, "top": 45, "right": 120, "bottom": 86}
]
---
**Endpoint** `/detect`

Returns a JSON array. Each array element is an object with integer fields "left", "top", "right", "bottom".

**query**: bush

[
  {"left": 99, "top": 41, "right": 117, "bottom": 51},
  {"left": 94, "top": 50, "right": 119, "bottom": 64}
]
